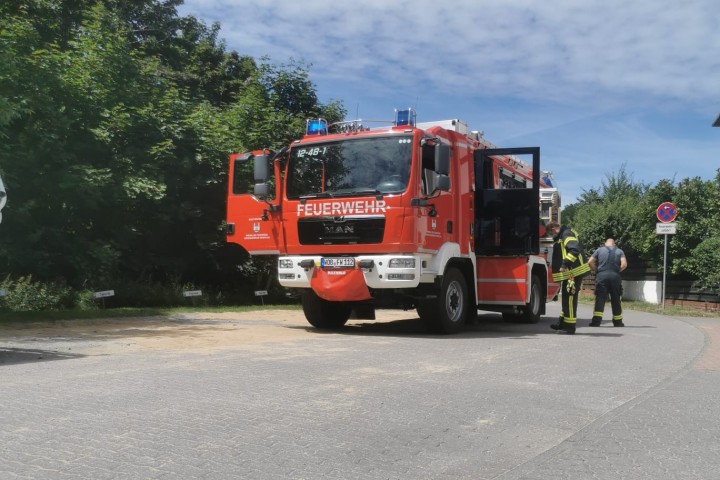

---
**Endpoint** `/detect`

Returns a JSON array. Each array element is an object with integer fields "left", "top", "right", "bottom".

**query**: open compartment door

[{"left": 474, "top": 147, "right": 540, "bottom": 256}]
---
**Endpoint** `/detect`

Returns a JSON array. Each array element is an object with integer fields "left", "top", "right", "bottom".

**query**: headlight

[
  {"left": 388, "top": 258, "right": 415, "bottom": 268},
  {"left": 278, "top": 259, "right": 293, "bottom": 269}
]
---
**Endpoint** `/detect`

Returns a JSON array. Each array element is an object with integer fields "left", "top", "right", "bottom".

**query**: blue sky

[{"left": 179, "top": 0, "right": 720, "bottom": 206}]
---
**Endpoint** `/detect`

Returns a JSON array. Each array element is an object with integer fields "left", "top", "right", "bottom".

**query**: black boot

[
  {"left": 550, "top": 317, "right": 565, "bottom": 331},
  {"left": 557, "top": 323, "right": 576, "bottom": 335},
  {"left": 589, "top": 317, "right": 602, "bottom": 327},
  {"left": 613, "top": 320, "right": 625, "bottom": 327}
]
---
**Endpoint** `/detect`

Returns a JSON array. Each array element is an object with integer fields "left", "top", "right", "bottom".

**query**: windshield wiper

[
  {"left": 300, "top": 188, "right": 386, "bottom": 200},
  {"left": 299, "top": 191, "right": 336, "bottom": 199},
  {"left": 332, "top": 188, "right": 385, "bottom": 199},
  {"left": 351, "top": 188, "right": 384, "bottom": 195}
]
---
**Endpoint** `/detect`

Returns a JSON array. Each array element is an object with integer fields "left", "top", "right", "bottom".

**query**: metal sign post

[
  {"left": 255, "top": 290, "right": 268, "bottom": 306},
  {"left": 662, "top": 232, "right": 668, "bottom": 310},
  {"left": 656, "top": 202, "right": 678, "bottom": 310},
  {"left": 93, "top": 290, "right": 115, "bottom": 309}
]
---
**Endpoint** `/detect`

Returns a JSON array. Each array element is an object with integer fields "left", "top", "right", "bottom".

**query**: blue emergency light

[
  {"left": 306, "top": 118, "right": 328, "bottom": 136},
  {"left": 394, "top": 108, "right": 416, "bottom": 127}
]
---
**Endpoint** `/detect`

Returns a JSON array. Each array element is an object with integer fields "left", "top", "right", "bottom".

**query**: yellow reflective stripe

[
  {"left": 552, "top": 263, "right": 589, "bottom": 282},
  {"left": 613, "top": 314, "right": 623, "bottom": 320},
  {"left": 552, "top": 271, "right": 569, "bottom": 281},
  {"left": 566, "top": 253, "right": 577, "bottom": 262},
  {"left": 567, "top": 292, "right": 575, "bottom": 320},
  {"left": 570, "top": 263, "right": 590, "bottom": 277},
  {"left": 563, "top": 236, "right": 577, "bottom": 246},
  {"left": 593, "top": 311, "right": 604, "bottom": 317}
]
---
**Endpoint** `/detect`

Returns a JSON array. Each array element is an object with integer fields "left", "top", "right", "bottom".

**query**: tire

[
  {"left": 519, "top": 274, "right": 542, "bottom": 324},
  {"left": 421, "top": 267, "right": 469, "bottom": 334},
  {"left": 301, "top": 289, "right": 352, "bottom": 329}
]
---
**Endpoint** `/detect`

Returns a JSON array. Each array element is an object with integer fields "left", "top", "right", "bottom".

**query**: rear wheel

[
  {"left": 302, "top": 289, "right": 352, "bottom": 329},
  {"left": 519, "top": 274, "right": 542, "bottom": 324}
]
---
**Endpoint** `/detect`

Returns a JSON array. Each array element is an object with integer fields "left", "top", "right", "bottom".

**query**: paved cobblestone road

[{"left": 1, "top": 302, "right": 719, "bottom": 479}]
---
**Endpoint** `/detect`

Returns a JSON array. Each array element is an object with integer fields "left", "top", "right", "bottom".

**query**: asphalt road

[{"left": 2, "top": 302, "right": 719, "bottom": 479}]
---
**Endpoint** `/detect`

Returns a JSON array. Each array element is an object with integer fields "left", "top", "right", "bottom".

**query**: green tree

[
  {"left": 630, "top": 178, "right": 677, "bottom": 268},
  {"left": 670, "top": 175, "right": 720, "bottom": 273},
  {"left": 569, "top": 165, "right": 647, "bottom": 255},
  {"left": 0, "top": 0, "right": 346, "bottom": 305}
]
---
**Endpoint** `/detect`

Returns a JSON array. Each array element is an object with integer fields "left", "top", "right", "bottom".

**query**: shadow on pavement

[
  {"left": 0, "top": 347, "right": 85, "bottom": 366},
  {"left": 294, "top": 312, "right": 592, "bottom": 339}
]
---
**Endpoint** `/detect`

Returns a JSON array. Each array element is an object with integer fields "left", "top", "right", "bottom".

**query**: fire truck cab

[{"left": 227, "top": 109, "right": 561, "bottom": 333}]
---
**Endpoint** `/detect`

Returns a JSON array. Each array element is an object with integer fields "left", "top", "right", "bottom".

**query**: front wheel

[
  {"left": 302, "top": 289, "right": 352, "bottom": 329},
  {"left": 420, "top": 267, "right": 469, "bottom": 334}
]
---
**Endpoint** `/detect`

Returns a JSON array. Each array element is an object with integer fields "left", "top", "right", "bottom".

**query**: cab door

[{"left": 226, "top": 152, "right": 285, "bottom": 255}]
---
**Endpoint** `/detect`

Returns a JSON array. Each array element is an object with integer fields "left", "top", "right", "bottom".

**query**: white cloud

[{"left": 181, "top": 0, "right": 720, "bottom": 108}]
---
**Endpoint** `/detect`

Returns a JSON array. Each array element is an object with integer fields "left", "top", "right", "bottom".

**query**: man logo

[
  {"left": 253, "top": 222, "right": 260, "bottom": 233},
  {"left": 324, "top": 223, "right": 354, "bottom": 235}
]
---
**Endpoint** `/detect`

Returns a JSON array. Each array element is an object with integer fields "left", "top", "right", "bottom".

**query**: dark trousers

[{"left": 593, "top": 272, "right": 623, "bottom": 320}]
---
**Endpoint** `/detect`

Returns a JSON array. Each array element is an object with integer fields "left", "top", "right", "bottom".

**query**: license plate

[{"left": 321, "top": 257, "right": 355, "bottom": 268}]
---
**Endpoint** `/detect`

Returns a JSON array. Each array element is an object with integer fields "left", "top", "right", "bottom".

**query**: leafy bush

[
  {"left": 0, "top": 273, "right": 292, "bottom": 312},
  {"left": 681, "top": 237, "right": 720, "bottom": 291},
  {"left": 0, "top": 275, "right": 75, "bottom": 312}
]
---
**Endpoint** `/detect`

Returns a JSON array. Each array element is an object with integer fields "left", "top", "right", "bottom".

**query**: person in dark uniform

[
  {"left": 546, "top": 222, "right": 590, "bottom": 335},
  {"left": 588, "top": 238, "right": 628, "bottom": 327}
]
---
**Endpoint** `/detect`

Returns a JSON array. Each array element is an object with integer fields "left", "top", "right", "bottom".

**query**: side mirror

[
  {"left": 254, "top": 183, "right": 270, "bottom": 198},
  {"left": 253, "top": 154, "right": 270, "bottom": 199},
  {"left": 254, "top": 154, "right": 269, "bottom": 183},
  {"left": 423, "top": 170, "right": 451, "bottom": 195},
  {"left": 435, "top": 174, "right": 450, "bottom": 192},
  {"left": 435, "top": 143, "right": 450, "bottom": 175}
]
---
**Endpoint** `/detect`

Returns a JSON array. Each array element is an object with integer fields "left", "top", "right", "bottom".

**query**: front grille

[{"left": 298, "top": 217, "right": 385, "bottom": 245}]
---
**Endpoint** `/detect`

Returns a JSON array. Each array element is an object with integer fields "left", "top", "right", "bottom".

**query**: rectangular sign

[
  {"left": 656, "top": 222, "right": 677, "bottom": 235},
  {"left": 182, "top": 290, "right": 202, "bottom": 297},
  {"left": 93, "top": 290, "right": 115, "bottom": 299},
  {"left": 321, "top": 257, "right": 356, "bottom": 268},
  {"left": 254, "top": 290, "right": 268, "bottom": 296},
  {"left": 0, "top": 288, "right": 6, "bottom": 297}
]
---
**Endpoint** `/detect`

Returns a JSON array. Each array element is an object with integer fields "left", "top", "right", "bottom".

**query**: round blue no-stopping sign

[{"left": 656, "top": 202, "right": 677, "bottom": 223}]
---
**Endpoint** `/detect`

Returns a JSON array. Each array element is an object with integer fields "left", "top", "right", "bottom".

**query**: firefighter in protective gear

[
  {"left": 546, "top": 222, "right": 590, "bottom": 335},
  {"left": 588, "top": 238, "right": 627, "bottom": 327}
]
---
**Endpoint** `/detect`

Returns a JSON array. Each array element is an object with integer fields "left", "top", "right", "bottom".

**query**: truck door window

[
  {"left": 421, "top": 140, "right": 437, "bottom": 195},
  {"left": 232, "top": 155, "right": 275, "bottom": 199}
]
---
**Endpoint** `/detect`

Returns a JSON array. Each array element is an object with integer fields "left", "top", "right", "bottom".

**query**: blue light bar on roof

[
  {"left": 306, "top": 118, "right": 328, "bottom": 136},
  {"left": 394, "top": 108, "right": 416, "bottom": 127}
]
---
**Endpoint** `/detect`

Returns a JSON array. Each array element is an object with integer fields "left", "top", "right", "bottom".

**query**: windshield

[{"left": 286, "top": 136, "right": 412, "bottom": 199}]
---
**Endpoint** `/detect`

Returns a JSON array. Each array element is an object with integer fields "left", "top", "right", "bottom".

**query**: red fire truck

[{"left": 226, "top": 108, "right": 561, "bottom": 333}]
